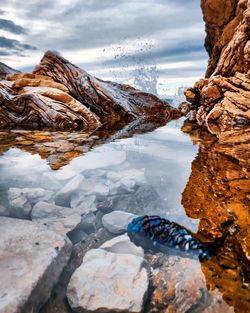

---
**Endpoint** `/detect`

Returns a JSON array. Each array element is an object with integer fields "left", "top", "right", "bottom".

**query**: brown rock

[
  {"left": 186, "top": 1, "right": 250, "bottom": 133},
  {"left": 0, "top": 51, "right": 177, "bottom": 131},
  {"left": 148, "top": 256, "right": 234, "bottom": 313}
]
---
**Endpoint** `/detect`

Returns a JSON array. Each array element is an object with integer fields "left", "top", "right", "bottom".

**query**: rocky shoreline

[{"left": 0, "top": 1, "right": 249, "bottom": 313}]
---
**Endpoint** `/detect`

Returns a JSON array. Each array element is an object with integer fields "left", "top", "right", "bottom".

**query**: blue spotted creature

[{"left": 127, "top": 215, "right": 213, "bottom": 261}]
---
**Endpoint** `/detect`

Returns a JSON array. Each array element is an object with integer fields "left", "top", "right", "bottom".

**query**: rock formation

[
  {"left": 0, "top": 51, "right": 179, "bottom": 131},
  {"left": 181, "top": 121, "right": 250, "bottom": 312},
  {"left": 0, "top": 61, "right": 20, "bottom": 79},
  {"left": 185, "top": 0, "right": 250, "bottom": 133}
]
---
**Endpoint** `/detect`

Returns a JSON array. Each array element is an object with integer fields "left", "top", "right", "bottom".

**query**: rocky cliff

[
  {"left": 0, "top": 51, "right": 178, "bottom": 131},
  {"left": 185, "top": 0, "right": 250, "bottom": 134}
]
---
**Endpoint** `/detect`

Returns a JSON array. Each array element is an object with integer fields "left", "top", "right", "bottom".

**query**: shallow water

[{"left": 0, "top": 117, "right": 249, "bottom": 312}]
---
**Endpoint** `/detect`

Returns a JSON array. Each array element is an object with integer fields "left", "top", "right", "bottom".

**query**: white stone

[
  {"left": 41, "top": 172, "right": 63, "bottom": 190},
  {"left": 77, "top": 179, "right": 109, "bottom": 196},
  {"left": 8, "top": 189, "right": 31, "bottom": 218},
  {"left": 67, "top": 249, "right": 149, "bottom": 313},
  {"left": 0, "top": 217, "right": 72, "bottom": 313},
  {"left": 100, "top": 234, "right": 144, "bottom": 257},
  {"left": 107, "top": 169, "right": 145, "bottom": 184},
  {"left": 8, "top": 187, "right": 53, "bottom": 203},
  {"left": 54, "top": 174, "right": 84, "bottom": 206},
  {"left": 70, "top": 194, "right": 96, "bottom": 212},
  {"left": 102, "top": 210, "right": 138, "bottom": 234},
  {"left": 31, "top": 201, "right": 82, "bottom": 237}
]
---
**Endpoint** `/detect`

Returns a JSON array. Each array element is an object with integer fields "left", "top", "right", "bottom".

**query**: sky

[{"left": 0, "top": 0, "right": 208, "bottom": 95}]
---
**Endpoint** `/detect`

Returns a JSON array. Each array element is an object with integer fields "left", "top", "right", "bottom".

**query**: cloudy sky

[{"left": 0, "top": 0, "right": 207, "bottom": 95}]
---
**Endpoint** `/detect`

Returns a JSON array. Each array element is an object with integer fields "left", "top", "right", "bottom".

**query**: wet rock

[
  {"left": 67, "top": 248, "right": 149, "bottom": 313},
  {"left": 0, "top": 51, "right": 176, "bottom": 130},
  {"left": 148, "top": 256, "right": 234, "bottom": 313},
  {"left": 41, "top": 172, "right": 63, "bottom": 191},
  {"left": 103, "top": 185, "right": 164, "bottom": 215},
  {"left": 54, "top": 174, "right": 84, "bottom": 206},
  {"left": 9, "top": 187, "right": 53, "bottom": 203},
  {"left": 100, "top": 234, "right": 144, "bottom": 257},
  {"left": 8, "top": 189, "right": 31, "bottom": 218},
  {"left": 102, "top": 210, "right": 138, "bottom": 234},
  {"left": 70, "top": 194, "right": 96, "bottom": 212},
  {"left": 77, "top": 179, "right": 110, "bottom": 196},
  {"left": 107, "top": 168, "right": 145, "bottom": 187},
  {"left": 0, "top": 217, "right": 72, "bottom": 313},
  {"left": 31, "top": 201, "right": 82, "bottom": 237}
]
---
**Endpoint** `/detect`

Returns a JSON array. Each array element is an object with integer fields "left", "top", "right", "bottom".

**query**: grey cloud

[
  {"left": 0, "top": 19, "right": 26, "bottom": 34},
  {"left": 0, "top": 36, "right": 37, "bottom": 56},
  {"left": 2, "top": 0, "right": 207, "bottom": 82},
  {"left": 8, "top": 0, "right": 203, "bottom": 51}
]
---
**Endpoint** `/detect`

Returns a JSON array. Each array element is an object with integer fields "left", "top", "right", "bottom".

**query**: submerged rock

[
  {"left": 0, "top": 217, "right": 72, "bottom": 313},
  {"left": 102, "top": 210, "right": 138, "bottom": 234},
  {"left": 54, "top": 174, "right": 84, "bottom": 206},
  {"left": 8, "top": 188, "right": 32, "bottom": 219},
  {"left": 31, "top": 201, "right": 82, "bottom": 237},
  {"left": 100, "top": 234, "right": 144, "bottom": 257},
  {"left": 67, "top": 248, "right": 149, "bottom": 313}
]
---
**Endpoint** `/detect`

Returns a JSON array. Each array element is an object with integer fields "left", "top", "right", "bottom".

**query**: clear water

[{"left": 0, "top": 117, "right": 249, "bottom": 313}]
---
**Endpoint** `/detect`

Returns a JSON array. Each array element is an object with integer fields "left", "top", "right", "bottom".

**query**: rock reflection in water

[
  {"left": 0, "top": 116, "right": 171, "bottom": 170},
  {"left": 182, "top": 122, "right": 250, "bottom": 313}
]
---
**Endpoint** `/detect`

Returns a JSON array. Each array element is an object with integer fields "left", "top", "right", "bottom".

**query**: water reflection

[
  {"left": 182, "top": 121, "right": 250, "bottom": 312},
  {"left": 0, "top": 117, "right": 249, "bottom": 312}
]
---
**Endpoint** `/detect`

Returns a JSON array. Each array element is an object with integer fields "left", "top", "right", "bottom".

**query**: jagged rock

[
  {"left": 102, "top": 210, "right": 138, "bottom": 234},
  {"left": 9, "top": 187, "right": 53, "bottom": 203},
  {"left": 66, "top": 248, "right": 149, "bottom": 313},
  {"left": 0, "top": 217, "right": 72, "bottom": 313},
  {"left": 100, "top": 234, "right": 144, "bottom": 257},
  {"left": 8, "top": 188, "right": 32, "bottom": 219},
  {"left": 0, "top": 62, "right": 20, "bottom": 79},
  {"left": 107, "top": 168, "right": 145, "bottom": 192},
  {"left": 54, "top": 174, "right": 84, "bottom": 206},
  {"left": 185, "top": 0, "right": 250, "bottom": 132},
  {"left": 0, "top": 51, "right": 178, "bottom": 130},
  {"left": 201, "top": 0, "right": 249, "bottom": 77},
  {"left": 70, "top": 194, "right": 96, "bottom": 211}
]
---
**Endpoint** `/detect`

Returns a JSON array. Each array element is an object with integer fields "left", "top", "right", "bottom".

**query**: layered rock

[
  {"left": 185, "top": 0, "right": 250, "bottom": 132},
  {"left": 0, "top": 51, "right": 179, "bottom": 131}
]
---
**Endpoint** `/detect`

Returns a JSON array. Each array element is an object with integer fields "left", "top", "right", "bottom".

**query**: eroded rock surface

[
  {"left": 0, "top": 217, "right": 72, "bottom": 313},
  {"left": 185, "top": 0, "right": 250, "bottom": 132},
  {"left": 67, "top": 248, "right": 149, "bottom": 313},
  {"left": 0, "top": 51, "right": 179, "bottom": 131}
]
